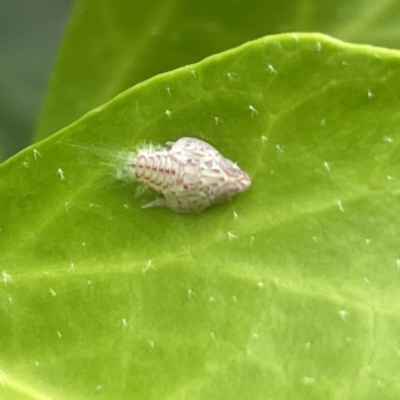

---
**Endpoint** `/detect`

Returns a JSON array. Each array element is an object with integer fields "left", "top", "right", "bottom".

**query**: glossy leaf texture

[
  {"left": 34, "top": 0, "right": 400, "bottom": 140},
  {"left": 1, "top": 34, "right": 400, "bottom": 399}
]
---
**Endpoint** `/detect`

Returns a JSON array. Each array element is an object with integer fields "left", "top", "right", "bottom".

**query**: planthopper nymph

[{"left": 121, "top": 137, "right": 251, "bottom": 213}]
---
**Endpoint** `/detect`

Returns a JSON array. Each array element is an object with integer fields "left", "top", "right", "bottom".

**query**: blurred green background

[{"left": 0, "top": 0, "right": 72, "bottom": 158}]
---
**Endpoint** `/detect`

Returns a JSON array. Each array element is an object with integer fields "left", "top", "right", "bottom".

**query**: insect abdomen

[{"left": 134, "top": 150, "right": 179, "bottom": 190}]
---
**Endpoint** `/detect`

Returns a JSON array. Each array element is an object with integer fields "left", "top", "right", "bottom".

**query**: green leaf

[
  {"left": 34, "top": 0, "right": 400, "bottom": 141},
  {"left": 2, "top": 33, "right": 400, "bottom": 399}
]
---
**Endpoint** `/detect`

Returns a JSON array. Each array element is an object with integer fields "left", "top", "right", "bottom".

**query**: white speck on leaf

[
  {"left": 383, "top": 136, "right": 393, "bottom": 143},
  {"left": 33, "top": 149, "right": 42, "bottom": 160},
  {"left": 214, "top": 116, "right": 223, "bottom": 125},
  {"left": 57, "top": 168, "right": 65, "bottom": 181},
  {"left": 267, "top": 64, "right": 277, "bottom": 74},
  {"left": 226, "top": 72, "right": 235, "bottom": 81},
  {"left": 249, "top": 104, "right": 259, "bottom": 117},
  {"left": 2, "top": 271, "right": 11, "bottom": 285},
  {"left": 302, "top": 377, "right": 316, "bottom": 386},
  {"left": 339, "top": 309, "right": 349, "bottom": 320},
  {"left": 227, "top": 231, "right": 238, "bottom": 241},
  {"left": 142, "top": 260, "right": 155, "bottom": 274}
]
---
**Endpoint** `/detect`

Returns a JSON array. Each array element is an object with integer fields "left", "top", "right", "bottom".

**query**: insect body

[{"left": 128, "top": 137, "right": 251, "bottom": 213}]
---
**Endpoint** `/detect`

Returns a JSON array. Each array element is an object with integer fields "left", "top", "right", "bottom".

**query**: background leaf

[
  {"left": 34, "top": 0, "right": 400, "bottom": 141},
  {"left": 1, "top": 33, "right": 400, "bottom": 399},
  {"left": 0, "top": 0, "right": 71, "bottom": 158}
]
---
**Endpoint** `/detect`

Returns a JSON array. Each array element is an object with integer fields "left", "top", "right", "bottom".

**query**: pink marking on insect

[{"left": 127, "top": 137, "right": 251, "bottom": 213}]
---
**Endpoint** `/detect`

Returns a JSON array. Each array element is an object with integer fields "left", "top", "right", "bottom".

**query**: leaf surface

[{"left": 1, "top": 33, "right": 400, "bottom": 399}]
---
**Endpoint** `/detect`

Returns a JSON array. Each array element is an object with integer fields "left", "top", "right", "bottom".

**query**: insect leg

[{"left": 141, "top": 197, "right": 166, "bottom": 209}]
